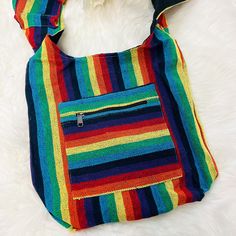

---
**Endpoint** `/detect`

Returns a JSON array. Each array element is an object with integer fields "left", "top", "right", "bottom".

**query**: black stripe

[
  {"left": 150, "top": 32, "right": 202, "bottom": 199},
  {"left": 70, "top": 59, "right": 82, "bottom": 99},
  {"left": 40, "top": 15, "right": 49, "bottom": 26},
  {"left": 144, "top": 187, "right": 159, "bottom": 216},
  {"left": 25, "top": 62, "right": 45, "bottom": 203},
  {"left": 112, "top": 54, "right": 125, "bottom": 90},
  {"left": 70, "top": 148, "right": 176, "bottom": 176},
  {"left": 92, "top": 197, "right": 104, "bottom": 225},
  {"left": 45, "top": 0, "right": 55, "bottom": 15}
]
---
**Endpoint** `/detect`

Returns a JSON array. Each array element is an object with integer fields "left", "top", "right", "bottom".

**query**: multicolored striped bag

[{"left": 12, "top": 0, "right": 219, "bottom": 231}]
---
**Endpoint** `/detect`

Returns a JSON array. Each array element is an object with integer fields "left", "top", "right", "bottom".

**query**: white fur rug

[{"left": 1, "top": 0, "right": 236, "bottom": 235}]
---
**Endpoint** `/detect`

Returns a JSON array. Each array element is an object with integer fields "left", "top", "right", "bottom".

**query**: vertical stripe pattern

[{"left": 13, "top": 0, "right": 218, "bottom": 231}]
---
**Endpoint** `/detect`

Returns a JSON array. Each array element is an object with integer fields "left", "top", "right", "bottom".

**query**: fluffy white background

[{"left": 0, "top": 0, "right": 236, "bottom": 235}]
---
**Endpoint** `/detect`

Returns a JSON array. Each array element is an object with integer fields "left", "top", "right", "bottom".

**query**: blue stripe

[
  {"left": 105, "top": 56, "right": 121, "bottom": 91},
  {"left": 84, "top": 198, "right": 96, "bottom": 227},
  {"left": 154, "top": 28, "right": 210, "bottom": 192},
  {"left": 136, "top": 188, "right": 151, "bottom": 218},
  {"left": 70, "top": 154, "right": 178, "bottom": 184},
  {"left": 118, "top": 52, "right": 133, "bottom": 89},
  {"left": 151, "top": 27, "right": 203, "bottom": 200},
  {"left": 99, "top": 195, "right": 111, "bottom": 223},
  {"left": 150, "top": 184, "right": 166, "bottom": 213}
]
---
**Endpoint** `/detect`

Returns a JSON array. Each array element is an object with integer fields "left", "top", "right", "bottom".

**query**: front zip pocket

[
  {"left": 58, "top": 83, "right": 183, "bottom": 200},
  {"left": 63, "top": 99, "right": 149, "bottom": 128}
]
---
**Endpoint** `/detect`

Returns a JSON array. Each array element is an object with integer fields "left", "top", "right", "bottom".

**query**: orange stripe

[
  {"left": 66, "top": 122, "right": 168, "bottom": 148},
  {"left": 121, "top": 191, "right": 135, "bottom": 220},
  {"left": 93, "top": 56, "right": 107, "bottom": 94},
  {"left": 15, "top": 0, "right": 27, "bottom": 28},
  {"left": 175, "top": 40, "right": 185, "bottom": 68},
  {"left": 72, "top": 168, "right": 182, "bottom": 199},
  {"left": 172, "top": 178, "right": 186, "bottom": 205},
  {"left": 46, "top": 40, "right": 78, "bottom": 228},
  {"left": 158, "top": 13, "right": 168, "bottom": 29},
  {"left": 138, "top": 48, "right": 150, "bottom": 84}
]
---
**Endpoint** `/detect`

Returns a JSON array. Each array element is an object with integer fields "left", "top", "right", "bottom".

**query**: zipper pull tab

[{"left": 76, "top": 113, "right": 84, "bottom": 127}]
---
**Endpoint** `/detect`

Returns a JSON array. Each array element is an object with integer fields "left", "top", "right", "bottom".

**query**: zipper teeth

[
  {"left": 60, "top": 95, "right": 159, "bottom": 118},
  {"left": 61, "top": 99, "right": 149, "bottom": 127}
]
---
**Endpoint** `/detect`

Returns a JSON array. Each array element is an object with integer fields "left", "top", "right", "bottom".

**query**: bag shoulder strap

[
  {"left": 151, "top": 0, "right": 189, "bottom": 32},
  {"left": 12, "top": 0, "right": 189, "bottom": 51},
  {"left": 12, "top": 0, "right": 66, "bottom": 51}
]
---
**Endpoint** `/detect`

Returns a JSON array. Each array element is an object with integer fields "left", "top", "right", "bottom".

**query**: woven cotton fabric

[{"left": 12, "top": 0, "right": 218, "bottom": 230}]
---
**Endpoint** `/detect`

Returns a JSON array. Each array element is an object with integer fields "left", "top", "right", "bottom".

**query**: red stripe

[
  {"left": 46, "top": 39, "right": 77, "bottom": 226},
  {"left": 93, "top": 56, "right": 107, "bottom": 94},
  {"left": 25, "top": 28, "right": 37, "bottom": 50},
  {"left": 65, "top": 117, "right": 165, "bottom": 141},
  {"left": 142, "top": 32, "right": 155, "bottom": 47},
  {"left": 76, "top": 199, "right": 88, "bottom": 229},
  {"left": 157, "top": 14, "right": 168, "bottom": 29},
  {"left": 172, "top": 178, "right": 187, "bottom": 205},
  {"left": 99, "top": 55, "right": 113, "bottom": 93},
  {"left": 122, "top": 191, "right": 135, "bottom": 220},
  {"left": 137, "top": 47, "right": 150, "bottom": 84},
  {"left": 71, "top": 163, "right": 181, "bottom": 190},
  {"left": 54, "top": 46, "right": 69, "bottom": 101},
  {"left": 15, "top": 0, "right": 27, "bottom": 29},
  {"left": 144, "top": 49, "right": 156, "bottom": 85},
  {"left": 129, "top": 190, "right": 142, "bottom": 219}
]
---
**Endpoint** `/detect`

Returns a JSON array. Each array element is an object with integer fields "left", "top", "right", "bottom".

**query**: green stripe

[
  {"left": 59, "top": 84, "right": 158, "bottom": 114},
  {"left": 125, "top": 51, "right": 138, "bottom": 87},
  {"left": 68, "top": 135, "right": 174, "bottom": 164},
  {"left": 82, "top": 58, "right": 94, "bottom": 97},
  {"left": 31, "top": 1, "right": 42, "bottom": 13},
  {"left": 100, "top": 194, "right": 119, "bottom": 222},
  {"left": 106, "top": 194, "right": 119, "bottom": 222},
  {"left": 156, "top": 183, "right": 173, "bottom": 211},
  {"left": 12, "top": 0, "right": 17, "bottom": 10}
]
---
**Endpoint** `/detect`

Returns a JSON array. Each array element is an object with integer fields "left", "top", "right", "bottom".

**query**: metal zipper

[
  {"left": 76, "top": 112, "right": 84, "bottom": 127},
  {"left": 74, "top": 100, "right": 148, "bottom": 128}
]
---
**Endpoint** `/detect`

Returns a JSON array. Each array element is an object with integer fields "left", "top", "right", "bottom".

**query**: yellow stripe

[
  {"left": 114, "top": 192, "right": 127, "bottom": 221},
  {"left": 21, "top": 0, "right": 35, "bottom": 28},
  {"left": 87, "top": 56, "right": 101, "bottom": 96},
  {"left": 164, "top": 180, "right": 178, "bottom": 208},
  {"left": 66, "top": 129, "right": 170, "bottom": 155},
  {"left": 60, "top": 95, "right": 158, "bottom": 117},
  {"left": 41, "top": 42, "right": 70, "bottom": 224},
  {"left": 131, "top": 48, "right": 144, "bottom": 86},
  {"left": 173, "top": 39, "right": 218, "bottom": 180}
]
